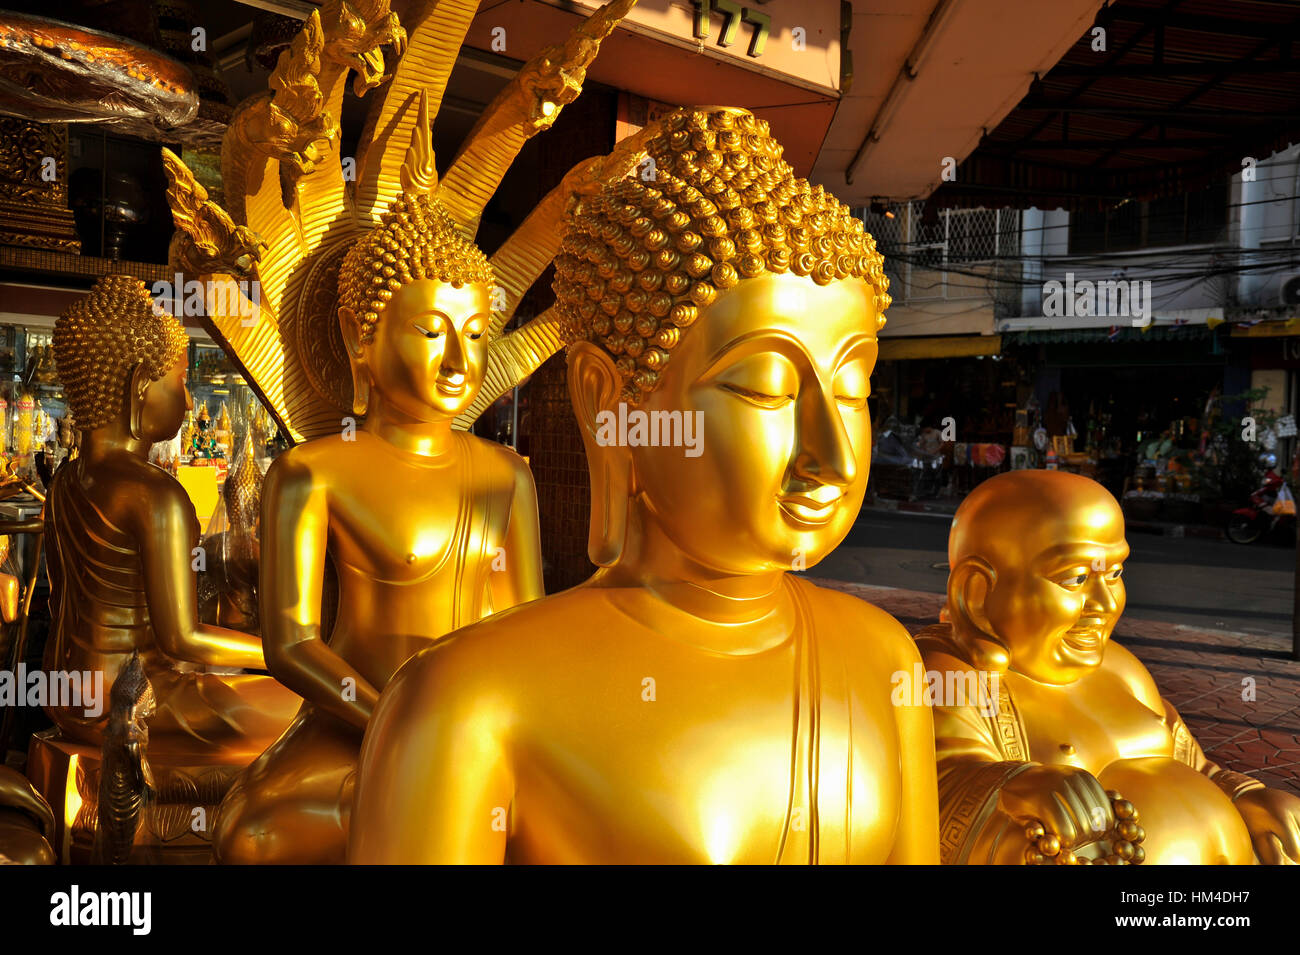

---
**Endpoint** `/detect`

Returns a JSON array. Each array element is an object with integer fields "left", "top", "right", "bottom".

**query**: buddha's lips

[
  {"left": 778, "top": 491, "right": 842, "bottom": 525},
  {"left": 436, "top": 375, "right": 467, "bottom": 396},
  {"left": 1062, "top": 622, "right": 1108, "bottom": 652}
]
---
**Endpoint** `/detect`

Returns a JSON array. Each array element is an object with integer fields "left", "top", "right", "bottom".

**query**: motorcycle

[
  {"left": 1226, "top": 467, "right": 1295, "bottom": 544},
  {"left": 871, "top": 420, "right": 945, "bottom": 500}
]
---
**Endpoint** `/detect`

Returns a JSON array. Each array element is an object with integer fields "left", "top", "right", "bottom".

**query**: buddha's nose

[
  {"left": 792, "top": 385, "right": 857, "bottom": 488},
  {"left": 1084, "top": 573, "right": 1119, "bottom": 614},
  {"left": 440, "top": 330, "right": 468, "bottom": 377}
]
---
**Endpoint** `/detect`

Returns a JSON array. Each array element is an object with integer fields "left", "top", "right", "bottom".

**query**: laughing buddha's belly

[{"left": 1097, "top": 757, "right": 1253, "bottom": 864}]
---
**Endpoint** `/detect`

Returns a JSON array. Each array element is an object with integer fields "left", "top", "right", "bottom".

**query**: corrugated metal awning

[{"left": 930, "top": 0, "right": 1300, "bottom": 211}]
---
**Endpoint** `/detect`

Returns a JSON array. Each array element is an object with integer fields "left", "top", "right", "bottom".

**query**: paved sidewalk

[{"left": 813, "top": 578, "right": 1300, "bottom": 795}]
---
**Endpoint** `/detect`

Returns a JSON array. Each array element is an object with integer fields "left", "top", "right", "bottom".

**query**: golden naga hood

[{"left": 163, "top": 0, "right": 637, "bottom": 442}]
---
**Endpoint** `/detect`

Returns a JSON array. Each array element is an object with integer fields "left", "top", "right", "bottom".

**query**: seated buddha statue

[
  {"left": 189, "top": 404, "right": 220, "bottom": 460},
  {"left": 211, "top": 148, "right": 546, "bottom": 866},
  {"left": 44, "top": 275, "right": 300, "bottom": 756},
  {"left": 350, "top": 107, "right": 939, "bottom": 865},
  {"left": 919, "top": 469, "right": 1300, "bottom": 865}
]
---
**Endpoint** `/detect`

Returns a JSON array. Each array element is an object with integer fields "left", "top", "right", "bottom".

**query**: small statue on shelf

[
  {"left": 188, "top": 403, "right": 223, "bottom": 460},
  {"left": 11, "top": 390, "right": 33, "bottom": 459},
  {"left": 56, "top": 410, "right": 79, "bottom": 463},
  {"left": 214, "top": 401, "right": 233, "bottom": 456},
  {"left": 177, "top": 410, "right": 194, "bottom": 458}
]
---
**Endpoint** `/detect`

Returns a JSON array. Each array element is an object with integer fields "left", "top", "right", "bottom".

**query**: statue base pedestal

[{"left": 27, "top": 729, "right": 246, "bottom": 864}]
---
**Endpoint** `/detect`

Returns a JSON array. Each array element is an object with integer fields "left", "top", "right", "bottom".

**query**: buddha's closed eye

[
  {"left": 718, "top": 381, "right": 793, "bottom": 408},
  {"left": 714, "top": 354, "right": 798, "bottom": 408}
]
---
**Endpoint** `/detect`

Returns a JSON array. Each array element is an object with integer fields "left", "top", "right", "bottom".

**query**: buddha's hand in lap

[
  {"left": 996, "top": 764, "right": 1115, "bottom": 849},
  {"left": 1235, "top": 787, "right": 1300, "bottom": 864}
]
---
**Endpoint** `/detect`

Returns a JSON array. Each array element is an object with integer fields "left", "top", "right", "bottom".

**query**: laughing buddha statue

[
  {"left": 44, "top": 275, "right": 299, "bottom": 756},
  {"left": 350, "top": 106, "right": 940, "bottom": 865},
  {"left": 919, "top": 469, "right": 1300, "bottom": 865}
]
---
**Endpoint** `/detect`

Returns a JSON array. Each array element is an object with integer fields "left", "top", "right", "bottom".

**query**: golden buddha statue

[
  {"left": 177, "top": 409, "right": 194, "bottom": 456},
  {"left": 214, "top": 401, "right": 233, "bottom": 456},
  {"left": 919, "top": 469, "right": 1300, "bottom": 865},
  {"left": 198, "top": 430, "right": 263, "bottom": 632},
  {"left": 42, "top": 274, "right": 300, "bottom": 757},
  {"left": 350, "top": 106, "right": 938, "bottom": 865},
  {"left": 162, "top": 0, "right": 637, "bottom": 864}
]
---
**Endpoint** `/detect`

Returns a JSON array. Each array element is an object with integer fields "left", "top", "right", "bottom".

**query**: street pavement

[{"left": 815, "top": 507, "right": 1300, "bottom": 795}]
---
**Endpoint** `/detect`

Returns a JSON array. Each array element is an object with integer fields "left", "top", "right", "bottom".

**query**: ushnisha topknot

[
  {"left": 337, "top": 192, "right": 494, "bottom": 345},
  {"left": 554, "top": 106, "right": 892, "bottom": 405},
  {"left": 54, "top": 274, "right": 190, "bottom": 431}
]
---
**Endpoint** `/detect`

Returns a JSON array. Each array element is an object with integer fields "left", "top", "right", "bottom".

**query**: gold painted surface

[
  {"left": 196, "top": 0, "right": 634, "bottom": 867},
  {"left": 44, "top": 276, "right": 299, "bottom": 761},
  {"left": 165, "top": 0, "right": 634, "bottom": 443},
  {"left": 350, "top": 109, "right": 936, "bottom": 865},
  {"left": 208, "top": 3, "right": 639, "bottom": 863},
  {"left": 0, "top": 765, "right": 54, "bottom": 864},
  {"left": 923, "top": 469, "right": 1300, "bottom": 864}
]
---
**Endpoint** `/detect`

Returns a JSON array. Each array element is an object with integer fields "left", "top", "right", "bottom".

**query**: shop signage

[{"left": 692, "top": 0, "right": 772, "bottom": 58}]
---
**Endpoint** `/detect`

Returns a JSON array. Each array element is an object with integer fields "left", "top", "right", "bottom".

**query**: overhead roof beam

[
  {"left": 985, "top": 136, "right": 1228, "bottom": 151},
  {"left": 1104, "top": 8, "right": 1300, "bottom": 39},
  {"left": 1014, "top": 106, "right": 1300, "bottom": 134},
  {"left": 1012, "top": 0, "right": 1179, "bottom": 147},
  {"left": 1045, "top": 59, "right": 1300, "bottom": 77},
  {"left": 1088, "top": 11, "right": 1300, "bottom": 168}
]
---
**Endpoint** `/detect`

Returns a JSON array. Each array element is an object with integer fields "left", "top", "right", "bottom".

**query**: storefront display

[{"left": 0, "top": 0, "right": 1295, "bottom": 887}]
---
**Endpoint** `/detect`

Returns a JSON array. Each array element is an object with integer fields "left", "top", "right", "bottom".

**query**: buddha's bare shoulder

[
  {"left": 387, "top": 587, "right": 616, "bottom": 696},
  {"left": 110, "top": 458, "right": 190, "bottom": 513},
  {"left": 462, "top": 434, "right": 537, "bottom": 495},
  {"left": 793, "top": 577, "right": 922, "bottom": 671},
  {"left": 261, "top": 434, "right": 373, "bottom": 500},
  {"left": 463, "top": 432, "right": 528, "bottom": 469},
  {"left": 266, "top": 433, "right": 361, "bottom": 473},
  {"left": 1099, "top": 638, "right": 1164, "bottom": 709}
]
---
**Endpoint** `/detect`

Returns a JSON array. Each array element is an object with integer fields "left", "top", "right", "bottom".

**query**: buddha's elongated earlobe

[
  {"left": 338, "top": 306, "right": 370, "bottom": 416},
  {"left": 350, "top": 368, "right": 371, "bottom": 417},
  {"left": 590, "top": 446, "right": 631, "bottom": 567},
  {"left": 568, "top": 341, "right": 630, "bottom": 566},
  {"left": 948, "top": 556, "right": 1010, "bottom": 671},
  {"left": 128, "top": 362, "right": 149, "bottom": 442}
]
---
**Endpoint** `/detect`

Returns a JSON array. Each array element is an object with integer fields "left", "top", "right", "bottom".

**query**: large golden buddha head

[
  {"left": 54, "top": 274, "right": 192, "bottom": 442},
  {"left": 336, "top": 177, "right": 494, "bottom": 420},
  {"left": 555, "top": 107, "right": 890, "bottom": 573},
  {"left": 946, "top": 470, "right": 1128, "bottom": 684}
]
